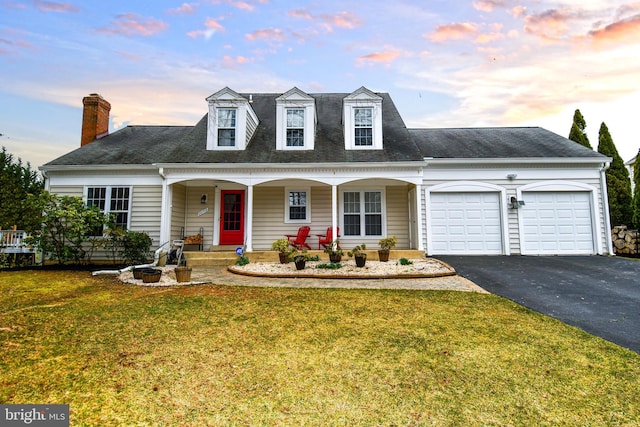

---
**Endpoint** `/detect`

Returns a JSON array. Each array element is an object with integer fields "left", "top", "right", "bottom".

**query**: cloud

[
  {"left": 473, "top": 0, "right": 509, "bottom": 13},
  {"left": 187, "top": 17, "right": 226, "bottom": 39},
  {"left": 1, "top": 2, "right": 28, "bottom": 9},
  {"left": 588, "top": 13, "right": 640, "bottom": 46},
  {"left": 167, "top": 2, "right": 198, "bottom": 15},
  {"left": 208, "top": 0, "right": 266, "bottom": 12},
  {"left": 288, "top": 8, "right": 362, "bottom": 33},
  {"left": 356, "top": 50, "right": 402, "bottom": 66},
  {"left": 427, "top": 22, "right": 479, "bottom": 42},
  {"left": 33, "top": 0, "right": 78, "bottom": 13},
  {"left": 245, "top": 28, "right": 286, "bottom": 42},
  {"left": 96, "top": 13, "right": 169, "bottom": 37},
  {"left": 221, "top": 54, "right": 254, "bottom": 69},
  {"left": 0, "top": 30, "right": 36, "bottom": 54}
]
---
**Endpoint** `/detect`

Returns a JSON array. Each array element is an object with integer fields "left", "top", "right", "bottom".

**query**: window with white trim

[
  {"left": 354, "top": 108, "right": 373, "bottom": 146},
  {"left": 217, "top": 108, "right": 236, "bottom": 147},
  {"left": 285, "top": 188, "right": 310, "bottom": 223},
  {"left": 343, "top": 190, "right": 383, "bottom": 236},
  {"left": 286, "top": 109, "right": 305, "bottom": 147},
  {"left": 86, "top": 186, "right": 131, "bottom": 235}
]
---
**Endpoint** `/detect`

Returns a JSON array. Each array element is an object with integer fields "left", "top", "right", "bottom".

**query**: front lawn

[{"left": 1, "top": 271, "right": 638, "bottom": 425}]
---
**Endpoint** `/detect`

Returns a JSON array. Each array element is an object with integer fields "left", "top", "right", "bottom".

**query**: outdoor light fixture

[
  {"left": 509, "top": 196, "right": 525, "bottom": 209},
  {"left": 507, "top": 173, "right": 517, "bottom": 180},
  {"left": 201, "top": 194, "right": 207, "bottom": 204}
]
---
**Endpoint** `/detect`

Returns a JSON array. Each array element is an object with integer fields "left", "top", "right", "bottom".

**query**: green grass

[{"left": 1, "top": 271, "right": 639, "bottom": 426}]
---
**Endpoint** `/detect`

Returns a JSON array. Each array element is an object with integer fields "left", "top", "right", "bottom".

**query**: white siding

[
  {"left": 48, "top": 185, "right": 83, "bottom": 197},
  {"left": 130, "top": 185, "right": 162, "bottom": 246},
  {"left": 171, "top": 183, "right": 186, "bottom": 241},
  {"left": 386, "top": 185, "right": 410, "bottom": 249}
]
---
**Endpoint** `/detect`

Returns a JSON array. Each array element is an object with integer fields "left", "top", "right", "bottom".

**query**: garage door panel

[
  {"left": 522, "top": 191, "right": 594, "bottom": 255},
  {"left": 430, "top": 192, "right": 503, "bottom": 255}
]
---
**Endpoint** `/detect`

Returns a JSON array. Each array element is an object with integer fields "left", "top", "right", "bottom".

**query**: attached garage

[
  {"left": 429, "top": 191, "right": 504, "bottom": 254},
  {"left": 520, "top": 191, "right": 596, "bottom": 255}
]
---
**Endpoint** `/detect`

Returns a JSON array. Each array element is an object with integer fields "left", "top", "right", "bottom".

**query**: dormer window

[
  {"left": 206, "top": 87, "right": 258, "bottom": 151},
  {"left": 354, "top": 108, "right": 373, "bottom": 146},
  {"left": 344, "top": 87, "right": 383, "bottom": 150},
  {"left": 217, "top": 108, "right": 236, "bottom": 147},
  {"left": 286, "top": 109, "right": 305, "bottom": 147},
  {"left": 276, "top": 87, "right": 316, "bottom": 150}
]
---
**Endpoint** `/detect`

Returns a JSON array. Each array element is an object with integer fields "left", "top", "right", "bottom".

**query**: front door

[{"left": 219, "top": 190, "right": 245, "bottom": 245}]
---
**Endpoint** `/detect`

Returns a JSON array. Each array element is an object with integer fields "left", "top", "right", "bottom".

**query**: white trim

[
  {"left": 517, "top": 181, "right": 601, "bottom": 255},
  {"left": 344, "top": 87, "right": 383, "bottom": 150},
  {"left": 425, "top": 181, "right": 509, "bottom": 255},
  {"left": 275, "top": 88, "right": 316, "bottom": 150},
  {"left": 84, "top": 185, "right": 133, "bottom": 231},
  {"left": 284, "top": 187, "right": 312, "bottom": 223},
  {"left": 339, "top": 187, "right": 387, "bottom": 239},
  {"left": 205, "top": 87, "right": 258, "bottom": 151},
  {"left": 425, "top": 157, "right": 611, "bottom": 166}
]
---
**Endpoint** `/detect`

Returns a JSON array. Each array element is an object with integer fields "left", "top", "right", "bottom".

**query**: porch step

[{"left": 182, "top": 249, "right": 426, "bottom": 267}]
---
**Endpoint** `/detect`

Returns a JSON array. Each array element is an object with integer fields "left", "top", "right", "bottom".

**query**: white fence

[{"left": 0, "top": 230, "right": 36, "bottom": 254}]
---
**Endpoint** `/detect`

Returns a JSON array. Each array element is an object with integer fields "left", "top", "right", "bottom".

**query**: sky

[{"left": 1, "top": 0, "right": 639, "bottom": 169}]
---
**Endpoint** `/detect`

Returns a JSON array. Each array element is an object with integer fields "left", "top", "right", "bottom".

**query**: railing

[{"left": 0, "top": 230, "right": 35, "bottom": 254}]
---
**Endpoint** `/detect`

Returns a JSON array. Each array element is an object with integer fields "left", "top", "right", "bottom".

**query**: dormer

[
  {"left": 275, "top": 87, "right": 316, "bottom": 150},
  {"left": 206, "top": 87, "right": 259, "bottom": 151},
  {"left": 343, "top": 87, "right": 383, "bottom": 150}
]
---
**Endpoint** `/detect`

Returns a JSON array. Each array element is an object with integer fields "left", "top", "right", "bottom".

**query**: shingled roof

[
  {"left": 44, "top": 92, "right": 608, "bottom": 167},
  {"left": 45, "top": 92, "right": 423, "bottom": 166},
  {"left": 410, "top": 127, "right": 606, "bottom": 159}
]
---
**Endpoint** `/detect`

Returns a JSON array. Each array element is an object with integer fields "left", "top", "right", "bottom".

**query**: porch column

[
  {"left": 416, "top": 184, "right": 425, "bottom": 251},
  {"left": 160, "top": 181, "right": 173, "bottom": 247},
  {"left": 331, "top": 184, "right": 338, "bottom": 241},
  {"left": 245, "top": 184, "right": 253, "bottom": 252}
]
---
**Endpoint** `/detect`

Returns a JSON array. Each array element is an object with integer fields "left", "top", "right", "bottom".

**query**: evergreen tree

[
  {"left": 568, "top": 109, "right": 592, "bottom": 149},
  {"left": 597, "top": 123, "right": 632, "bottom": 226},
  {"left": 0, "top": 147, "right": 44, "bottom": 232},
  {"left": 632, "top": 151, "right": 640, "bottom": 229}
]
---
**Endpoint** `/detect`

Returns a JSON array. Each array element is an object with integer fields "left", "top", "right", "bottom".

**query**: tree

[
  {"left": 597, "top": 123, "right": 632, "bottom": 226},
  {"left": 632, "top": 151, "right": 640, "bottom": 229},
  {"left": 568, "top": 109, "right": 592, "bottom": 149},
  {"left": 26, "top": 192, "right": 110, "bottom": 264},
  {"left": 0, "top": 147, "right": 44, "bottom": 232}
]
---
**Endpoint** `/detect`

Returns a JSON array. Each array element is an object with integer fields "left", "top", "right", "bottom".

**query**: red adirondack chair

[
  {"left": 316, "top": 226, "right": 340, "bottom": 249},
  {"left": 285, "top": 226, "right": 312, "bottom": 250}
]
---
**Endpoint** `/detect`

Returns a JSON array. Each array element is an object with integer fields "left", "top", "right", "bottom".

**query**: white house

[{"left": 40, "top": 87, "right": 614, "bottom": 257}]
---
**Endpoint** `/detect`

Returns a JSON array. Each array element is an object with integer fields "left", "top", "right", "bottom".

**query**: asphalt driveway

[{"left": 435, "top": 256, "right": 640, "bottom": 353}]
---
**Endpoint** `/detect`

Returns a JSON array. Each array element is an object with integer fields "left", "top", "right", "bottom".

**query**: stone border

[{"left": 227, "top": 258, "right": 457, "bottom": 279}]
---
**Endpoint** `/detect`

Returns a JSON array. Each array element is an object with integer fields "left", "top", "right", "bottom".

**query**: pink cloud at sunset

[
  {"left": 245, "top": 28, "right": 286, "bottom": 42},
  {"left": 187, "top": 17, "right": 226, "bottom": 38},
  {"left": 96, "top": 13, "right": 169, "bottom": 37},
  {"left": 288, "top": 8, "right": 361, "bottom": 32},
  {"left": 34, "top": 0, "right": 78, "bottom": 13},
  {"left": 167, "top": 2, "right": 198, "bottom": 15},
  {"left": 589, "top": 13, "right": 640, "bottom": 46},
  {"left": 473, "top": 0, "right": 509, "bottom": 13},
  {"left": 427, "top": 22, "right": 479, "bottom": 42},
  {"left": 356, "top": 50, "right": 401, "bottom": 66}
]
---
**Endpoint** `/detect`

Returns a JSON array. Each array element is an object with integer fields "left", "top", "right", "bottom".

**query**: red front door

[{"left": 219, "top": 190, "right": 245, "bottom": 245}]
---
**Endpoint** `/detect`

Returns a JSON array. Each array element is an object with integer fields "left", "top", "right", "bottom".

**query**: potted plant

[
  {"left": 271, "top": 238, "right": 293, "bottom": 264},
  {"left": 291, "top": 249, "right": 308, "bottom": 270},
  {"left": 323, "top": 239, "right": 343, "bottom": 263},
  {"left": 174, "top": 259, "right": 192, "bottom": 282},
  {"left": 348, "top": 244, "right": 367, "bottom": 267},
  {"left": 378, "top": 236, "right": 397, "bottom": 262}
]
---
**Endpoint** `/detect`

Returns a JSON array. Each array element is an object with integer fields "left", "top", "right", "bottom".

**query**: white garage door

[
  {"left": 430, "top": 192, "right": 503, "bottom": 254},
  {"left": 522, "top": 191, "right": 594, "bottom": 255}
]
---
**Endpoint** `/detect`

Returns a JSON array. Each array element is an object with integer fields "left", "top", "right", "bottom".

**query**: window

[
  {"left": 217, "top": 108, "right": 236, "bottom": 147},
  {"left": 86, "top": 186, "right": 131, "bottom": 235},
  {"left": 354, "top": 108, "right": 373, "bottom": 146},
  {"left": 343, "top": 190, "right": 383, "bottom": 236},
  {"left": 285, "top": 188, "right": 310, "bottom": 222},
  {"left": 286, "top": 109, "right": 305, "bottom": 147}
]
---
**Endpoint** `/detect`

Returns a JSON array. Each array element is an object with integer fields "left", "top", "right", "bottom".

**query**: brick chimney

[{"left": 81, "top": 93, "right": 111, "bottom": 146}]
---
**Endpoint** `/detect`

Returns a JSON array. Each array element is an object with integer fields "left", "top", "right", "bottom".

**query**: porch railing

[{"left": 0, "top": 230, "right": 36, "bottom": 254}]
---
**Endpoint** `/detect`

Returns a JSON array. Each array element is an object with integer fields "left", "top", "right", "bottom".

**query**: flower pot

[
  {"left": 329, "top": 254, "right": 342, "bottom": 263},
  {"left": 132, "top": 267, "right": 144, "bottom": 280},
  {"left": 141, "top": 268, "right": 162, "bottom": 283},
  {"left": 355, "top": 255, "right": 367, "bottom": 267},
  {"left": 378, "top": 249, "right": 390, "bottom": 262},
  {"left": 295, "top": 259, "right": 306, "bottom": 270},
  {"left": 278, "top": 253, "right": 290, "bottom": 264},
  {"left": 174, "top": 266, "right": 192, "bottom": 282}
]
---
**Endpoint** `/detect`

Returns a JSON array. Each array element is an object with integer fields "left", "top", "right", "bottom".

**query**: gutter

[{"left": 600, "top": 161, "right": 614, "bottom": 255}]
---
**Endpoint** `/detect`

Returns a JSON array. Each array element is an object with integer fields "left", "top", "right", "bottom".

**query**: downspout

[{"left": 600, "top": 161, "right": 614, "bottom": 255}]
